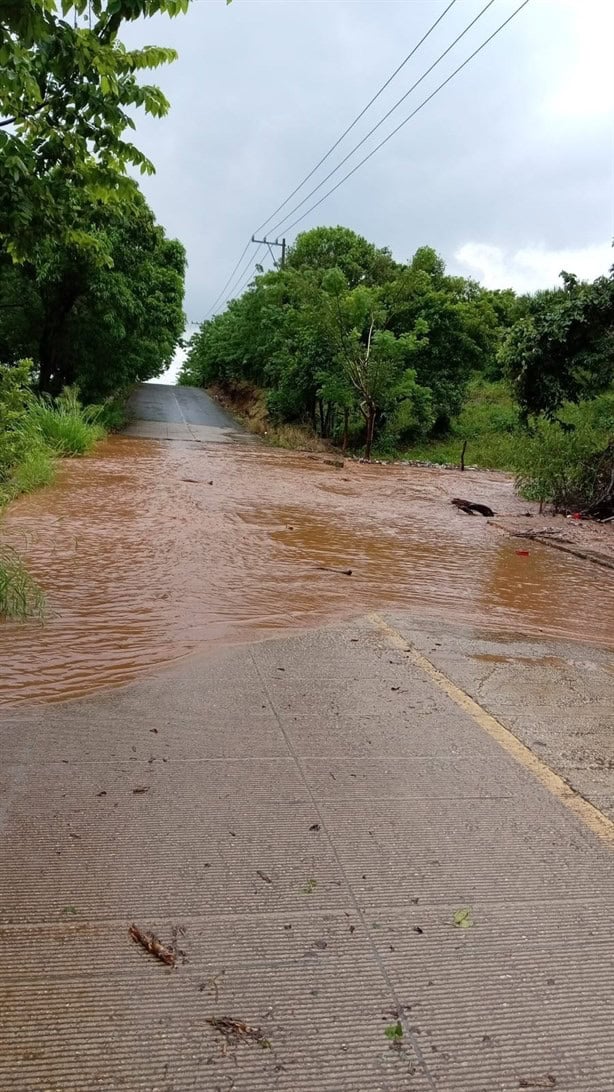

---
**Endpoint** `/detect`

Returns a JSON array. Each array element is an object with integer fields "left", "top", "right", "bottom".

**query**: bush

[
  {"left": 0, "top": 361, "right": 32, "bottom": 481},
  {"left": 24, "top": 387, "right": 106, "bottom": 456},
  {"left": 515, "top": 394, "right": 614, "bottom": 512}
]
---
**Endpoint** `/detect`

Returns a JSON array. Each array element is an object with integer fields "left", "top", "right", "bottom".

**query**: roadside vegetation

[
  {"left": 0, "top": 3, "right": 190, "bottom": 618},
  {"left": 182, "top": 226, "right": 613, "bottom": 518}
]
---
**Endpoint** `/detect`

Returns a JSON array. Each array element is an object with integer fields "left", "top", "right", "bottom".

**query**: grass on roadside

[
  {"left": 0, "top": 544, "right": 45, "bottom": 621},
  {"left": 1, "top": 367, "right": 111, "bottom": 620},
  {"left": 25, "top": 387, "right": 106, "bottom": 456},
  {"left": 383, "top": 379, "right": 522, "bottom": 470}
]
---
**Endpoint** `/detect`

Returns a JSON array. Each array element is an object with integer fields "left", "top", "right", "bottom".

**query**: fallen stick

[
  {"left": 129, "top": 924, "right": 176, "bottom": 967},
  {"left": 316, "top": 566, "right": 353, "bottom": 576}
]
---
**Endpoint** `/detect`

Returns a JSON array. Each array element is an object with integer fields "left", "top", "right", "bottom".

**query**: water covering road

[{"left": 0, "top": 383, "right": 612, "bottom": 706}]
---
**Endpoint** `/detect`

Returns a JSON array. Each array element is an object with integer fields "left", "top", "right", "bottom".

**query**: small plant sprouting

[{"left": 384, "top": 1021, "right": 403, "bottom": 1042}]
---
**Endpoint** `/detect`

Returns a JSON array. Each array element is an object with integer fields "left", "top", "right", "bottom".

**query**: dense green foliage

[
  {"left": 182, "top": 228, "right": 512, "bottom": 454},
  {"left": 184, "top": 229, "right": 612, "bottom": 514},
  {"left": 0, "top": 191, "right": 186, "bottom": 397},
  {"left": 0, "top": 361, "right": 105, "bottom": 494},
  {"left": 1, "top": 0, "right": 188, "bottom": 261},
  {"left": 501, "top": 268, "right": 614, "bottom": 420}
]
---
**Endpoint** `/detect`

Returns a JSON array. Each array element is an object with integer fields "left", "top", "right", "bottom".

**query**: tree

[
  {"left": 384, "top": 248, "right": 503, "bottom": 430},
  {"left": 0, "top": 189, "right": 186, "bottom": 397},
  {"left": 501, "top": 268, "right": 614, "bottom": 420},
  {"left": 322, "top": 271, "right": 428, "bottom": 459},
  {"left": 286, "top": 226, "right": 396, "bottom": 288},
  {"left": 0, "top": 0, "right": 189, "bottom": 260}
]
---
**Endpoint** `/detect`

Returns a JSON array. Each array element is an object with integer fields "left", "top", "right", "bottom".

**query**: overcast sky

[{"left": 123, "top": 0, "right": 613, "bottom": 380}]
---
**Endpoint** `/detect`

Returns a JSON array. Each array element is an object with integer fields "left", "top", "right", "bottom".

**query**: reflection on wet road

[{"left": 1, "top": 436, "right": 612, "bottom": 705}]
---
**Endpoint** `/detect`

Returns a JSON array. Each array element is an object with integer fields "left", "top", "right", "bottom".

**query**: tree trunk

[
  {"left": 364, "top": 406, "right": 376, "bottom": 460},
  {"left": 318, "top": 398, "right": 325, "bottom": 437},
  {"left": 38, "top": 280, "right": 82, "bottom": 394},
  {"left": 342, "top": 408, "right": 349, "bottom": 454}
]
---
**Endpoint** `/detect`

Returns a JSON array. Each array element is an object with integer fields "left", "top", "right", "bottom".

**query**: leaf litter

[{"left": 206, "top": 1017, "right": 271, "bottom": 1050}]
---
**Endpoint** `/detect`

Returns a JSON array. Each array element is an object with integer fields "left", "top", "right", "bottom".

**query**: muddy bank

[{"left": 0, "top": 436, "right": 612, "bottom": 707}]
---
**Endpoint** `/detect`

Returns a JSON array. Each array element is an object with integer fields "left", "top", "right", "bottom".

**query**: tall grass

[
  {"left": 0, "top": 544, "right": 45, "bottom": 621},
  {"left": 1, "top": 369, "right": 109, "bottom": 620},
  {"left": 25, "top": 387, "right": 106, "bottom": 456}
]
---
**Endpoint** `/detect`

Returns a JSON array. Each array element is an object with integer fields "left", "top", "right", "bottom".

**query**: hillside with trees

[{"left": 182, "top": 225, "right": 613, "bottom": 516}]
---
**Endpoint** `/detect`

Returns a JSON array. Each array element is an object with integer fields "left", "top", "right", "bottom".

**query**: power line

[
  {"left": 203, "top": 237, "right": 253, "bottom": 318},
  {"left": 230, "top": 245, "right": 268, "bottom": 300},
  {"left": 267, "top": 0, "right": 496, "bottom": 239},
  {"left": 253, "top": 0, "right": 458, "bottom": 238},
  {"left": 204, "top": 2, "right": 458, "bottom": 322},
  {"left": 223, "top": 243, "right": 266, "bottom": 304},
  {"left": 276, "top": 0, "right": 531, "bottom": 237}
]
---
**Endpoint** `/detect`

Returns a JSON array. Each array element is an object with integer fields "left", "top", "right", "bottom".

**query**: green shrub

[
  {"left": 0, "top": 361, "right": 32, "bottom": 481},
  {"left": 515, "top": 395, "right": 614, "bottom": 512},
  {"left": 25, "top": 387, "right": 106, "bottom": 456}
]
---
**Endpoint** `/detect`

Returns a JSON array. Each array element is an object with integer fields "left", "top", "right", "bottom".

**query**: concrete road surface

[
  {"left": 123, "top": 382, "right": 249, "bottom": 442},
  {"left": 1, "top": 385, "right": 613, "bottom": 1091}
]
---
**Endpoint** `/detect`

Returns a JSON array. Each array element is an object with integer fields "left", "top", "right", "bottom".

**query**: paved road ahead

[{"left": 124, "top": 382, "right": 247, "bottom": 442}]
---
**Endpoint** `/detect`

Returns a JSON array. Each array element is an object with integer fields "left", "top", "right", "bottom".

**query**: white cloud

[
  {"left": 453, "top": 241, "right": 613, "bottom": 293},
  {"left": 539, "top": 0, "right": 614, "bottom": 124}
]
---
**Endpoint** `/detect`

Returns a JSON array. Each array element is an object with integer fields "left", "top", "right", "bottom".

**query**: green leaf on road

[
  {"left": 384, "top": 1021, "right": 403, "bottom": 1041},
  {"left": 453, "top": 908, "right": 472, "bottom": 928}
]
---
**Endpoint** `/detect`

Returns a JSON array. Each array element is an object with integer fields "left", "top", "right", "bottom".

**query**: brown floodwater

[{"left": 1, "top": 435, "right": 613, "bottom": 707}]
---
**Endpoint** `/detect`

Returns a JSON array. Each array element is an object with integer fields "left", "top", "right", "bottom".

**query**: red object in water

[{"left": 515, "top": 549, "right": 530, "bottom": 556}]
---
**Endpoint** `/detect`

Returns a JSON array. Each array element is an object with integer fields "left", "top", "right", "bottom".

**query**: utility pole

[{"left": 251, "top": 235, "right": 286, "bottom": 269}]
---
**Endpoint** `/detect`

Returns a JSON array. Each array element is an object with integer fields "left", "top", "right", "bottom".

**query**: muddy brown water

[{"left": 1, "top": 435, "right": 612, "bottom": 706}]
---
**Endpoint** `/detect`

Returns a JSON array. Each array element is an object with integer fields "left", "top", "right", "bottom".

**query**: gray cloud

[{"left": 124, "top": 0, "right": 613, "bottom": 330}]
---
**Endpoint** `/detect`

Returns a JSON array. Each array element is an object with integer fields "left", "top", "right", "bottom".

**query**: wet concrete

[
  {"left": 1, "top": 618, "right": 613, "bottom": 1090},
  {"left": 1, "top": 385, "right": 613, "bottom": 1090}
]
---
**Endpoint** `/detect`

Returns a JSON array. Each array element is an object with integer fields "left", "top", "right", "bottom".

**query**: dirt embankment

[{"left": 208, "top": 380, "right": 329, "bottom": 452}]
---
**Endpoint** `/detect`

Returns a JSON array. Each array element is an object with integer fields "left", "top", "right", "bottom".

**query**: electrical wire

[
  {"left": 253, "top": 0, "right": 458, "bottom": 237},
  {"left": 222, "top": 243, "right": 266, "bottom": 305},
  {"left": 203, "top": 238, "right": 253, "bottom": 318},
  {"left": 276, "top": 0, "right": 531, "bottom": 237},
  {"left": 266, "top": 0, "right": 496, "bottom": 239}
]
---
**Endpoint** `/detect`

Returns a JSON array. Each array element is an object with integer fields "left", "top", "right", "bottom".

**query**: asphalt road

[{"left": 124, "top": 382, "right": 246, "bottom": 441}]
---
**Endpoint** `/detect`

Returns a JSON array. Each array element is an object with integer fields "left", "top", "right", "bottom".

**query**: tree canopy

[
  {"left": 0, "top": 189, "right": 186, "bottom": 398},
  {"left": 501, "top": 267, "right": 614, "bottom": 420},
  {"left": 181, "top": 229, "right": 512, "bottom": 455},
  {"left": 0, "top": 0, "right": 188, "bottom": 260}
]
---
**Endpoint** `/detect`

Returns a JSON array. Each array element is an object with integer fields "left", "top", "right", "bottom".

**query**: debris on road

[
  {"left": 309, "top": 822, "right": 321, "bottom": 832},
  {"left": 451, "top": 498, "right": 495, "bottom": 517},
  {"left": 129, "top": 924, "right": 176, "bottom": 967},
  {"left": 256, "top": 870, "right": 272, "bottom": 884},
  {"left": 206, "top": 1016, "right": 271, "bottom": 1049},
  {"left": 316, "top": 565, "right": 353, "bottom": 576},
  {"left": 132, "top": 786, "right": 150, "bottom": 794},
  {"left": 518, "top": 1077, "right": 557, "bottom": 1089},
  {"left": 453, "top": 908, "right": 473, "bottom": 929}
]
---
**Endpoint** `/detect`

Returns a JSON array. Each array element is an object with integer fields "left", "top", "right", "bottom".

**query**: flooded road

[{"left": 1, "top": 434, "right": 613, "bottom": 706}]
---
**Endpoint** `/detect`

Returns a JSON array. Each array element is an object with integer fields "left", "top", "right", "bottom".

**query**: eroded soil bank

[{"left": 1, "top": 435, "right": 612, "bottom": 706}]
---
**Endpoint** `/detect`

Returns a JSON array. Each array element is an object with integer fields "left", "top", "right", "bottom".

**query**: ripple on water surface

[{"left": 1, "top": 435, "right": 612, "bottom": 706}]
